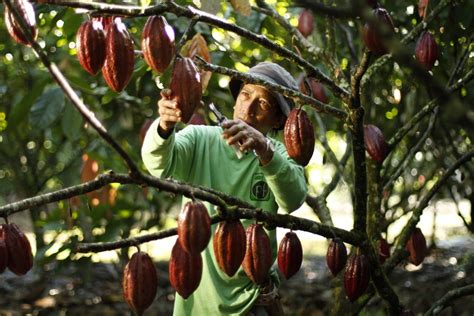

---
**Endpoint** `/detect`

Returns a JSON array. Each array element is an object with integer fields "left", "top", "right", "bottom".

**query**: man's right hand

[{"left": 157, "top": 89, "right": 181, "bottom": 138}]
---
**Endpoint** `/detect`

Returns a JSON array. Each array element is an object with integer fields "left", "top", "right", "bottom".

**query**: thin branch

[
  {"left": 424, "top": 284, "right": 474, "bottom": 316},
  {"left": 195, "top": 58, "right": 347, "bottom": 119}
]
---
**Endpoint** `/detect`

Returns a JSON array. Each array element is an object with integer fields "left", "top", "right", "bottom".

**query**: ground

[{"left": 0, "top": 236, "right": 472, "bottom": 315}]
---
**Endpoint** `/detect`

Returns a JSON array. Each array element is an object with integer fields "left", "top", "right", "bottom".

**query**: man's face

[{"left": 233, "top": 84, "right": 285, "bottom": 134}]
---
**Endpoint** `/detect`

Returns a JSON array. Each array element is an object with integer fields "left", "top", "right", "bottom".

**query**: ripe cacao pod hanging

[
  {"left": 4, "top": 0, "right": 37, "bottom": 46},
  {"left": 102, "top": 17, "right": 135, "bottom": 92},
  {"left": 364, "top": 124, "right": 389, "bottom": 163},
  {"left": 242, "top": 224, "right": 272, "bottom": 285},
  {"left": 169, "top": 239, "right": 203, "bottom": 299},
  {"left": 93, "top": 16, "right": 113, "bottom": 35},
  {"left": 122, "top": 251, "right": 158, "bottom": 316},
  {"left": 406, "top": 227, "right": 427, "bottom": 266},
  {"left": 177, "top": 200, "right": 211, "bottom": 254},
  {"left": 0, "top": 226, "right": 8, "bottom": 273},
  {"left": 169, "top": 57, "right": 202, "bottom": 123},
  {"left": 377, "top": 238, "right": 391, "bottom": 264},
  {"left": 76, "top": 19, "right": 106, "bottom": 75},
  {"left": 4, "top": 223, "right": 33, "bottom": 275},
  {"left": 213, "top": 220, "right": 246, "bottom": 277},
  {"left": 278, "top": 231, "right": 303, "bottom": 280},
  {"left": 362, "top": 7, "right": 395, "bottom": 56},
  {"left": 415, "top": 31, "right": 438, "bottom": 71},
  {"left": 344, "top": 250, "right": 370, "bottom": 302},
  {"left": 284, "top": 108, "right": 315, "bottom": 166},
  {"left": 297, "top": 9, "right": 314, "bottom": 38},
  {"left": 300, "top": 77, "right": 328, "bottom": 104},
  {"left": 326, "top": 238, "right": 347, "bottom": 276},
  {"left": 141, "top": 15, "right": 175, "bottom": 73}
]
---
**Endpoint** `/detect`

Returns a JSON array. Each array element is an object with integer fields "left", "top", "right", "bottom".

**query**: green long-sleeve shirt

[{"left": 141, "top": 118, "right": 307, "bottom": 316}]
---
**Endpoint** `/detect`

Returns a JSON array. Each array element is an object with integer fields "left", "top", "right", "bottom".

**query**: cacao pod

[
  {"left": 0, "top": 226, "right": 8, "bottom": 273},
  {"left": 169, "top": 57, "right": 202, "bottom": 123},
  {"left": 362, "top": 8, "right": 395, "bottom": 56},
  {"left": 300, "top": 77, "right": 328, "bottom": 104},
  {"left": 93, "top": 16, "right": 113, "bottom": 35},
  {"left": 4, "top": 0, "right": 37, "bottom": 46},
  {"left": 277, "top": 231, "right": 303, "bottom": 280},
  {"left": 297, "top": 9, "right": 314, "bottom": 38},
  {"left": 326, "top": 238, "right": 347, "bottom": 276},
  {"left": 377, "top": 238, "right": 391, "bottom": 264},
  {"left": 4, "top": 223, "right": 33, "bottom": 275},
  {"left": 102, "top": 17, "right": 135, "bottom": 92},
  {"left": 406, "top": 227, "right": 427, "bottom": 266},
  {"left": 177, "top": 200, "right": 211, "bottom": 254},
  {"left": 141, "top": 15, "right": 175, "bottom": 73},
  {"left": 76, "top": 19, "right": 106, "bottom": 76},
  {"left": 181, "top": 33, "right": 212, "bottom": 92},
  {"left": 415, "top": 31, "right": 438, "bottom": 71},
  {"left": 364, "top": 124, "right": 388, "bottom": 163},
  {"left": 122, "top": 251, "right": 158, "bottom": 316},
  {"left": 284, "top": 108, "right": 315, "bottom": 166},
  {"left": 344, "top": 250, "right": 370, "bottom": 302},
  {"left": 139, "top": 119, "right": 153, "bottom": 145},
  {"left": 169, "top": 239, "right": 203, "bottom": 299},
  {"left": 213, "top": 220, "right": 246, "bottom": 277},
  {"left": 242, "top": 224, "right": 272, "bottom": 285}
]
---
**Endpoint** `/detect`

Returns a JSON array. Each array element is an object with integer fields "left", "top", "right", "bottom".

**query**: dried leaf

[
  {"left": 181, "top": 33, "right": 212, "bottom": 92},
  {"left": 418, "top": 0, "right": 429, "bottom": 18},
  {"left": 229, "top": 0, "right": 251, "bottom": 16}
]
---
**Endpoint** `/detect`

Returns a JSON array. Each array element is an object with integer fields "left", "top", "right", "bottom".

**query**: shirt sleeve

[
  {"left": 140, "top": 118, "right": 196, "bottom": 180},
  {"left": 260, "top": 139, "right": 308, "bottom": 213}
]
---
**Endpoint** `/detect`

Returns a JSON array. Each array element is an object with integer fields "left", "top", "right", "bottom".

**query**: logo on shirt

[{"left": 250, "top": 173, "right": 270, "bottom": 201}]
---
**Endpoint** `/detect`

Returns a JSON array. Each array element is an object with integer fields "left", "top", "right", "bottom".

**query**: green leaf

[
  {"left": 62, "top": 103, "right": 83, "bottom": 141},
  {"left": 29, "top": 87, "right": 65, "bottom": 129},
  {"left": 201, "top": 0, "right": 221, "bottom": 15},
  {"left": 9, "top": 78, "right": 48, "bottom": 127}
]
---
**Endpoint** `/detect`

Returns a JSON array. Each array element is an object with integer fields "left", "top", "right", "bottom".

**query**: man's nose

[{"left": 242, "top": 98, "right": 258, "bottom": 117}]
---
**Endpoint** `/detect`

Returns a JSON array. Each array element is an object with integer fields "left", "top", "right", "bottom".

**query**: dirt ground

[{"left": 0, "top": 236, "right": 472, "bottom": 316}]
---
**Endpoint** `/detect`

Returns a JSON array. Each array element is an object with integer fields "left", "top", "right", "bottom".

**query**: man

[{"left": 141, "top": 62, "right": 307, "bottom": 315}]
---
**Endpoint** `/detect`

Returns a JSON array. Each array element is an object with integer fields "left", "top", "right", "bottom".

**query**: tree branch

[{"left": 424, "top": 284, "right": 474, "bottom": 316}]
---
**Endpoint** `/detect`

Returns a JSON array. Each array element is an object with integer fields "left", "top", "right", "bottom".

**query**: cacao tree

[{"left": 0, "top": 0, "right": 473, "bottom": 314}]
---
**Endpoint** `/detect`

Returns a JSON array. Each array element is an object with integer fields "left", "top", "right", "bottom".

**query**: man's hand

[
  {"left": 157, "top": 89, "right": 180, "bottom": 138},
  {"left": 221, "top": 120, "right": 273, "bottom": 165}
]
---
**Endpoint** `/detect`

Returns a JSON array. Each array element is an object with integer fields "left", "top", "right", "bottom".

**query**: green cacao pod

[
  {"left": 277, "top": 231, "right": 303, "bottom": 280},
  {"left": 122, "top": 251, "right": 158, "bottom": 316},
  {"left": 4, "top": 0, "right": 37, "bottom": 46},
  {"left": 4, "top": 223, "right": 33, "bottom": 275},
  {"left": 102, "top": 17, "right": 135, "bottom": 92},
  {"left": 169, "top": 239, "right": 203, "bottom": 299},
  {"left": 242, "top": 224, "right": 272, "bottom": 285},
  {"left": 177, "top": 200, "right": 211, "bottom": 254},
  {"left": 169, "top": 57, "right": 202, "bottom": 123},
  {"left": 284, "top": 108, "right": 315, "bottom": 166},
  {"left": 76, "top": 19, "right": 106, "bottom": 75},
  {"left": 213, "top": 220, "right": 246, "bottom": 277}
]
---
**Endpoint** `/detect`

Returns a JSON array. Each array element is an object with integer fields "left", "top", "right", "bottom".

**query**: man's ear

[{"left": 273, "top": 113, "right": 286, "bottom": 130}]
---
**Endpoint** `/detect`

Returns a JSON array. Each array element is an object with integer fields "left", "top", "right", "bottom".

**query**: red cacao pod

[
  {"left": 344, "top": 250, "right": 370, "bottom": 302},
  {"left": 284, "top": 108, "right": 315, "bottom": 166},
  {"left": 4, "top": 0, "right": 37, "bottom": 46},
  {"left": 169, "top": 239, "right": 203, "bottom": 299},
  {"left": 300, "top": 77, "right": 328, "bottom": 104},
  {"left": 141, "top": 15, "right": 175, "bottom": 73},
  {"left": 177, "top": 200, "right": 211, "bottom": 254},
  {"left": 93, "top": 16, "right": 113, "bottom": 35},
  {"left": 242, "top": 224, "right": 272, "bottom": 285},
  {"left": 277, "top": 231, "right": 303, "bottom": 280},
  {"left": 362, "top": 8, "right": 395, "bottom": 56},
  {"left": 76, "top": 19, "right": 106, "bottom": 75},
  {"left": 169, "top": 57, "right": 202, "bottom": 123},
  {"left": 0, "top": 226, "right": 8, "bottom": 273},
  {"left": 4, "top": 223, "right": 33, "bottom": 275},
  {"left": 326, "top": 238, "right": 347, "bottom": 276},
  {"left": 213, "top": 220, "right": 246, "bottom": 277},
  {"left": 102, "top": 17, "right": 135, "bottom": 92},
  {"left": 415, "top": 31, "right": 438, "bottom": 71},
  {"left": 406, "top": 227, "right": 427, "bottom": 266},
  {"left": 122, "top": 251, "right": 158, "bottom": 316},
  {"left": 377, "top": 238, "right": 390, "bottom": 264},
  {"left": 364, "top": 124, "right": 388, "bottom": 163},
  {"left": 297, "top": 9, "right": 314, "bottom": 38}
]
